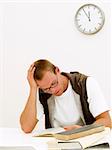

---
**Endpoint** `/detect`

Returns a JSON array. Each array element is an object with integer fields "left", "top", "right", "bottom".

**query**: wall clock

[{"left": 75, "top": 4, "right": 105, "bottom": 35}]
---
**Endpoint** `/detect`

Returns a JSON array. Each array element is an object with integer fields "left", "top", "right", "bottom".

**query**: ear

[{"left": 55, "top": 67, "right": 60, "bottom": 74}]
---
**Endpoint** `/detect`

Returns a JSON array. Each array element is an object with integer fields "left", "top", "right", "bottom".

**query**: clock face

[{"left": 75, "top": 4, "right": 105, "bottom": 35}]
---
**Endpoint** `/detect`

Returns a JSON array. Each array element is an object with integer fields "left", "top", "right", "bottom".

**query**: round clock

[{"left": 75, "top": 4, "right": 105, "bottom": 35}]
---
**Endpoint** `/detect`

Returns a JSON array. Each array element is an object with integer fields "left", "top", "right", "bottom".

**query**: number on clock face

[{"left": 75, "top": 4, "right": 105, "bottom": 34}]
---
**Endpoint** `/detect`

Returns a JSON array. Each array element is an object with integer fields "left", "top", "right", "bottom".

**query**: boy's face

[{"left": 35, "top": 70, "right": 64, "bottom": 96}]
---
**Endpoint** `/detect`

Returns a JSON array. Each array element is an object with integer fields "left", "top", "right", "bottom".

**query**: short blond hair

[{"left": 34, "top": 59, "right": 56, "bottom": 80}]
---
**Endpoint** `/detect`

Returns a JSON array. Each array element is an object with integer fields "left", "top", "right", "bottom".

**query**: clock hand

[
  {"left": 83, "top": 8, "right": 90, "bottom": 20},
  {"left": 88, "top": 11, "right": 91, "bottom": 21}
]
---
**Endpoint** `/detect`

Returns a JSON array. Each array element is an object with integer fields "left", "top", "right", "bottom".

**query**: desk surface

[
  {"left": 0, "top": 128, "right": 112, "bottom": 150},
  {"left": 0, "top": 128, "right": 55, "bottom": 150}
]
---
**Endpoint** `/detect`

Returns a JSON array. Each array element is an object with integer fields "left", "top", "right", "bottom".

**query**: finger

[
  {"left": 28, "top": 63, "right": 35, "bottom": 72},
  {"left": 64, "top": 127, "right": 72, "bottom": 131},
  {"left": 64, "top": 125, "right": 82, "bottom": 130},
  {"left": 32, "top": 66, "right": 36, "bottom": 74},
  {"left": 64, "top": 126, "right": 72, "bottom": 130}
]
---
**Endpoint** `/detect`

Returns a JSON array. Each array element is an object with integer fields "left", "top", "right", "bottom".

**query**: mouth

[
  {"left": 55, "top": 89, "right": 63, "bottom": 96},
  {"left": 54, "top": 90, "right": 60, "bottom": 95}
]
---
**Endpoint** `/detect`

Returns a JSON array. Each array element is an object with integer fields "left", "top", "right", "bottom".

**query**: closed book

[
  {"left": 48, "top": 141, "right": 83, "bottom": 150},
  {"left": 48, "top": 127, "right": 110, "bottom": 149},
  {"left": 53, "top": 124, "right": 105, "bottom": 141}
]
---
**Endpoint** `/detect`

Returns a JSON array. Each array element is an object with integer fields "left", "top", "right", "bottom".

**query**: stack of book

[{"left": 33, "top": 124, "right": 110, "bottom": 149}]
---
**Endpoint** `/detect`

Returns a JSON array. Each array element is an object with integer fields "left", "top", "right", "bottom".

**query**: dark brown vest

[{"left": 39, "top": 72, "right": 95, "bottom": 128}]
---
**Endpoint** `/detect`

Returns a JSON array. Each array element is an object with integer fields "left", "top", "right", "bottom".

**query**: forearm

[
  {"left": 20, "top": 88, "right": 38, "bottom": 133},
  {"left": 94, "top": 111, "right": 111, "bottom": 128},
  {"left": 94, "top": 118, "right": 111, "bottom": 128}
]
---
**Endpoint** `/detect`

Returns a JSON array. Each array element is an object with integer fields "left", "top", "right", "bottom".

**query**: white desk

[
  {"left": 0, "top": 128, "right": 112, "bottom": 150},
  {"left": 0, "top": 128, "right": 55, "bottom": 150}
]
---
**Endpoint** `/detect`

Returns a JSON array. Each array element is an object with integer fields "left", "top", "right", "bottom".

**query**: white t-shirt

[
  {"left": 36, "top": 77, "right": 109, "bottom": 128},
  {"left": 50, "top": 81, "right": 84, "bottom": 127},
  {"left": 86, "top": 77, "right": 109, "bottom": 117}
]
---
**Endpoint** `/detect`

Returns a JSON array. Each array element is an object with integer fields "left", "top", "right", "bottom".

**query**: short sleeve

[{"left": 86, "top": 77, "right": 110, "bottom": 117}]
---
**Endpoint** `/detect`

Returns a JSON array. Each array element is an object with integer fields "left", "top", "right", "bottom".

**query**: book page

[{"left": 33, "top": 127, "right": 65, "bottom": 137}]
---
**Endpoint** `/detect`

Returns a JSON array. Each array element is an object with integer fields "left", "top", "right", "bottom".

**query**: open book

[
  {"left": 33, "top": 127, "right": 65, "bottom": 137},
  {"left": 33, "top": 124, "right": 104, "bottom": 138},
  {"left": 47, "top": 127, "right": 110, "bottom": 149}
]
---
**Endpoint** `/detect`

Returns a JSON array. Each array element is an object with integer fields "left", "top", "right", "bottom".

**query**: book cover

[
  {"left": 48, "top": 141, "right": 83, "bottom": 150},
  {"left": 53, "top": 124, "right": 105, "bottom": 140}
]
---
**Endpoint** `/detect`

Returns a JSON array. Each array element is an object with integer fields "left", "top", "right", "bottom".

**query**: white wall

[{"left": 0, "top": 0, "right": 111, "bottom": 127}]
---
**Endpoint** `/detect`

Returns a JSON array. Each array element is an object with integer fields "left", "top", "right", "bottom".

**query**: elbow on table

[
  {"left": 21, "top": 125, "right": 34, "bottom": 133},
  {"left": 20, "top": 118, "right": 37, "bottom": 133}
]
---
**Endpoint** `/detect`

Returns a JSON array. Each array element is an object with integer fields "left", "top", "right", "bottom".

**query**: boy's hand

[
  {"left": 64, "top": 125, "right": 82, "bottom": 131},
  {"left": 27, "top": 63, "right": 37, "bottom": 89}
]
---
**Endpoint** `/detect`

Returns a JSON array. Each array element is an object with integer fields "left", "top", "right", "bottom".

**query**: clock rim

[{"left": 75, "top": 3, "right": 105, "bottom": 35}]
